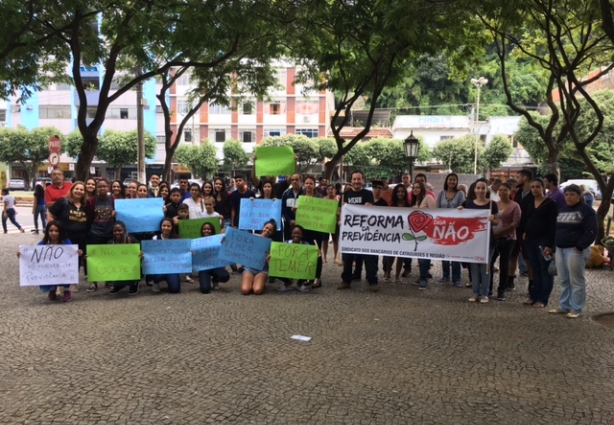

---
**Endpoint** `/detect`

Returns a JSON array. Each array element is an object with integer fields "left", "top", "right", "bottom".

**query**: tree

[
  {"left": 432, "top": 135, "right": 485, "bottom": 174},
  {"left": 95, "top": 130, "right": 156, "bottom": 178},
  {"left": 479, "top": 0, "right": 614, "bottom": 241},
  {"left": 362, "top": 138, "right": 407, "bottom": 176},
  {"left": 222, "top": 140, "right": 250, "bottom": 175},
  {"left": 483, "top": 135, "right": 513, "bottom": 171},
  {"left": 289, "top": 0, "right": 483, "bottom": 179},
  {"left": 259, "top": 134, "right": 320, "bottom": 173},
  {"left": 174, "top": 140, "right": 219, "bottom": 179},
  {"left": 0, "top": 126, "right": 63, "bottom": 185},
  {"left": 315, "top": 138, "right": 337, "bottom": 162},
  {"left": 416, "top": 140, "right": 432, "bottom": 165}
]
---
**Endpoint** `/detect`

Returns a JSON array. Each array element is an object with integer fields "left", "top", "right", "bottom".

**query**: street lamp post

[
  {"left": 470, "top": 77, "right": 488, "bottom": 174},
  {"left": 403, "top": 131, "right": 420, "bottom": 180}
]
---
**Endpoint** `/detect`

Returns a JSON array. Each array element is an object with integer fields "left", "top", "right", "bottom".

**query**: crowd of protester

[{"left": 10, "top": 164, "right": 600, "bottom": 319}]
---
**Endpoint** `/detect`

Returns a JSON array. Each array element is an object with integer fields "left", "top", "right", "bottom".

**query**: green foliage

[
  {"left": 174, "top": 140, "right": 219, "bottom": 179},
  {"left": 222, "top": 140, "right": 250, "bottom": 172},
  {"left": 575, "top": 91, "right": 614, "bottom": 174},
  {"left": 0, "top": 126, "right": 63, "bottom": 183},
  {"left": 432, "top": 135, "right": 485, "bottom": 174},
  {"left": 483, "top": 135, "right": 513, "bottom": 170},
  {"left": 96, "top": 130, "right": 156, "bottom": 172},
  {"left": 64, "top": 130, "right": 85, "bottom": 158},
  {"left": 315, "top": 138, "right": 337, "bottom": 162}
]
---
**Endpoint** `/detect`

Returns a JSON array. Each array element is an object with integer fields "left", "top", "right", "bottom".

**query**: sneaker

[
  {"left": 453, "top": 281, "right": 463, "bottom": 288},
  {"left": 337, "top": 282, "right": 351, "bottom": 290},
  {"left": 48, "top": 290, "right": 57, "bottom": 301},
  {"left": 438, "top": 277, "right": 450, "bottom": 283},
  {"left": 151, "top": 283, "right": 161, "bottom": 293},
  {"left": 62, "top": 290, "right": 72, "bottom": 302},
  {"left": 369, "top": 284, "right": 380, "bottom": 292},
  {"left": 278, "top": 285, "right": 295, "bottom": 292},
  {"left": 212, "top": 282, "right": 219, "bottom": 290},
  {"left": 507, "top": 284, "right": 516, "bottom": 291},
  {"left": 109, "top": 286, "right": 122, "bottom": 294},
  {"left": 298, "top": 284, "right": 310, "bottom": 292},
  {"left": 128, "top": 283, "right": 139, "bottom": 295},
  {"left": 401, "top": 270, "right": 411, "bottom": 277},
  {"left": 185, "top": 276, "right": 194, "bottom": 283},
  {"left": 419, "top": 280, "right": 427, "bottom": 290},
  {"left": 496, "top": 293, "right": 506, "bottom": 301},
  {"left": 468, "top": 296, "right": 479, "bottom": 302},
  {"left": 480, "top": 297, "right": 489, "bottom": 303}
]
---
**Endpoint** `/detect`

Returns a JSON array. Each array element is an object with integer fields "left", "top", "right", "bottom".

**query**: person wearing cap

[{"left": 371, "top": 180, "right": 389, "bottom": 206}]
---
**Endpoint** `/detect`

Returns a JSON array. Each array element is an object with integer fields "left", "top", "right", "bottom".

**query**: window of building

[
  {"left": 296, "top": 128, "right": 318, "bottom": 138},
  {"left": 0, "top": 109, "right": 6, "bottom": 121},
  {"left": 215, "top": 129, "right": 226, "bottom": 142},
  {"left": 277, "top": 69, "right": 287, "bottom": 90},
  {"left": 269, "top": 102, "right": 281, "bottom": 115},
  {"left": 176, "top": 72, "right": 190, "bottom": 86},
  {"left": 120, "top": 108, "right": 128, "bottom": 119},
  {"left": 106, "top": 107, "right": 136, "bottom": 119},
  {"left": 439, "top": 136, "right": 454, "bottom": 141},
  {"left": 157, "top": 135, "right": 166, "bottom": 144},
  {"left": 296, "top": 100, "right": 319, "bottom": 115},
  {"left": 87, "top": 108, "right": 97, "bottom": 119},
  {"left": 210, "top": 103, "right": 231, "bottom": 115},
  {"left": 264, "top": 128, "right": 285, "bottom": 138},
  {"left": 184, "top": 128, "right": 192, "bottom": 142},
  {"left": 56, "top": 82, "right": 72, "bottom": 90},
  {"left": 239, "top": 131, "right": 255, "bottom": 143},
  {"left": 39, "top": 106, "right": 71, "bottom": 119},
  {"left": 242, "top": 101, "right": 254, "bottom": 115},
  {"left": 176, "top": 100, "right": 189, "bottom": 114},
  {"left": 81, "top": 77, "right": 99, "bottom": 91}
]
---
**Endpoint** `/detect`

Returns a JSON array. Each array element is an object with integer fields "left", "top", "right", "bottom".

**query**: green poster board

[
  {"left": 177, "top": 217, "right": 221, "bottom": 239},
  {"left": 268, "top": 242, "right": 318, "bottom": 280},
  {"left": 255, "top": 146, "right": 295, "bottom": 177},
  {"left": 295, "top": 196, "right": 339, "bottom": 234},
  {"left": 86, "top": 244, "right": 141, "bottom": 282}
]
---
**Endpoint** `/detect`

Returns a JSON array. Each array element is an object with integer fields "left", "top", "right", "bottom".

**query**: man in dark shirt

[
  {"left": 339, "top": 170, "right": 379, "bottom": 292},
  {"left": 372, "top": 179, "right": 389, "bottom": 206},
  {"left": 508, "top": 169, "right": 534, "bottom": 290},
  {"left": 229, "top": 174, "right": 256, "bottom": 227}
]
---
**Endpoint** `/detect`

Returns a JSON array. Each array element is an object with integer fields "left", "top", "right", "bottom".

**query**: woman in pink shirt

[{"left": 490, "top": 182, "right": 521, "bottom": 301}]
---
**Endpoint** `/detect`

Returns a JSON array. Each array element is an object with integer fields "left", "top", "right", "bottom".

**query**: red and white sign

[
  {"left": 339, "top": 205, "right": 491, "bottom": 264},
  {"left": 48, "top": 135, "right": 62, "bottom": 153},
  {"left": 48, "top": 152, "right": 60, "bottom": 166}
]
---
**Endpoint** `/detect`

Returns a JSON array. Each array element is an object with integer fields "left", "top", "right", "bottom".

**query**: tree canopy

[{"left": 174, "top": 141, "right": 219, "bottom": 179}]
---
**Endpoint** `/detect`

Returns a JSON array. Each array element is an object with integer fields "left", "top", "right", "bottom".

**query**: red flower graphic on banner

[{"left": 403, "top": 211, "right": 434, "bottom": 251}]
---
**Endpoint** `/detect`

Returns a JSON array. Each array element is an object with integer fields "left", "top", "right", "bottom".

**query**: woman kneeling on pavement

[
  {"left": 240, "top": 219, "right": 277, "bottom": 295},
  {"left": 549, "top": 184, "right": 597, "bottom": 318}
]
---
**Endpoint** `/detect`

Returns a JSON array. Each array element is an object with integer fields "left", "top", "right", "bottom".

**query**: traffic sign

[
  {"left": 48, "top": 152, "right": 60, "bottom": 166},
  {"left": 48, "top": 135, "right": 62, "bottom": 153}
]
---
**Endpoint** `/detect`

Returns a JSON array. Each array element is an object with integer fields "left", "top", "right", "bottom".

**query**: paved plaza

[{"left": 1, "top": 230, "right": 614, "bottom": 424}]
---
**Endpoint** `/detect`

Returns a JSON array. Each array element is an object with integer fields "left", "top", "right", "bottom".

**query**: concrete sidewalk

[{"left": 1, "top": 231, "right": 613, "bottom": 424}]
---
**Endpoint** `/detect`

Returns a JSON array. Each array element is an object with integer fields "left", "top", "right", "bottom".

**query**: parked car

[
  {"left": 35, "top": 178, "right": 52, "bottom": 187},
  {"left": 8, "top": 178, "right": 28, "bottom": 191}
]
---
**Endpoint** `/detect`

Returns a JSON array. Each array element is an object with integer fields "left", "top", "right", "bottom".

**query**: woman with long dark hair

[
  {"left": 410, "top": 181, "right": 436, "bottom": 289},
  {"left": 386, "top": 184, "right": 410, "bottom": 284},
  {"left": 213, "top": 177, "right": 232, "bottom": 228},
  {"left": 436, "top": 173, "right": 465, "bottom": 287},
  {"left": 32, "top": 183, "right": 47, "bottom": 234}
]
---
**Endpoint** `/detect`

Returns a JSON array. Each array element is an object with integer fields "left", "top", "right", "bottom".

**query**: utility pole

[{"left": 136, "top": 69, "right": 146, "bottom": 184}]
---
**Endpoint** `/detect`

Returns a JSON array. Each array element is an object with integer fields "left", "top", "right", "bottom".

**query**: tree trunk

[
  {"left": 19, "top": 162, "right": 31, "bottom": 190},
  {"left": 323, "top": 159, "right": 339, "bottom": 181},
  {"left": 163, "top": 153, "right": 173, "bottom": 182},
  {"left": 595, "top": 172, "right": 614, "bottom": 244},
  {"left": 75, "top": 133, "right": 99, "bottom": 181},
  {"left": 116, "top": 165, "right": 122, "bottom": 181},
  {"left": 547, "top": 149, "right": 561, "bottom": 181}
]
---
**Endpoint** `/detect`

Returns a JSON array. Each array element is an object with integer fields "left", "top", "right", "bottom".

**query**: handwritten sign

[
  {"left": 295, "top": 196, "right": 338, "bottom": 234},
  {"left": 218, "top": 227, "right": 271, "bottom": 271},
  {"left": 191, "top": 235, "right": 230, "bottom": 271},
  {"left": 238, "top": 199, "right": 282, "bottom": 231},
  {"left": 19, "top": 245, "right": 79, "bottom": 286},
  {"left": 177, "top": 217, "right": 221, "bottom": 239},
  {"left": 86, "top": 244, "right": 141, "bottom": 282},
  {"left": 141, "top": 239, "right": 192, "bottom": 274},
  {"left": 115, "top": 198, "right": 164, "bottom": 233},
  {"left": 269, "top": 242, "right": 318, "bottom": 280},
  {"left": 255, "top": 146, "right": 295, "bottom": 177}
]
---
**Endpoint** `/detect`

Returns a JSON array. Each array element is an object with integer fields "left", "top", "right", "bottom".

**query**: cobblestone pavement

[{"left": 1, "top": 232, "right": 614, "bottom": 424}]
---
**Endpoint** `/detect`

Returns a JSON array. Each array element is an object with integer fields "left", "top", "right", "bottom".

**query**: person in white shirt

[
  {"left": 489, "top": 178, "right": 502, "bottom": 202},
  {"left": 2, "top": 188, "right": 25, "bottom": 233}
]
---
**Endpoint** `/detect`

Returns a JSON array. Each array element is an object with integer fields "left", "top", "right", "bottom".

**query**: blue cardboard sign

[
  {"left": 238, "top": 198, "right": 282, "bottom": 231},
  {"left": 115, "top": 198, "right": 164, "bottom": 233},
  {"left": 141, "top": 239, "right": 192, "bottom": 274},
  {"left": 191, "top": 235, "right": 230, "bottom": 271},
  {"left": 218, "top": 227, "right": 271, "bottom": 271}
]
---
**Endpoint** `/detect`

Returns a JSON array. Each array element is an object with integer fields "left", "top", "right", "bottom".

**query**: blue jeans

[
  {"left": 153, "top": 274, "right": 181, "bottom": 293},
  {"left": 555, "top": 247, "right": 590, "bottom": 313},
  {"left": 441, "top": 260, "right": 461, "bottom": 282},
  {"left": 525, "top": 239, "right": 554, "bottom": 305},
  {"left": 198, "top": 268, "right": 230, "bottom": 294},
  {"left": 34, "top": 204, "right": 47, "bottom": 231},
  {"left": 2, "top": 208, "right": 22, "bottom": 232},
  {"left": 418, "top": 259, "right": 431, "bottom": 287},
  {"left": 469, "top": 249, "right": 493, "bottom": 297}
]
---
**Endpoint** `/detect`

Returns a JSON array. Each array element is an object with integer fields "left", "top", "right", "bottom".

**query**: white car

[{"left": 170, "top": 179, "right": 204, "bottom": 189}]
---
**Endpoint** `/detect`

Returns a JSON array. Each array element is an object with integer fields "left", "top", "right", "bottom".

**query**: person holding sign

[
  {"left": 410, "top": 182, "right": 437, "bottom": 290},
  {"left": 149, "top": 218, "right": 183, "bottom": 294},
  {"left": 213, "top": 178, "right": 232, "bottom": 229},
  {"left": 229, "top": 174, "right": 255, "bottom": 228},
  {"left": 276, "top": 225, "right": 321, "bottom": 292},
  {"left": 239, "top": 219, "right": 277, "bottom": 296},
  {"left": 17, "top": 221, "right": 83, "bottom": 302},
  {"left": 281, "top": 173, "right": 304, "bottom": 241},
  {"left": 296, "top": 175, "right": 325, "bottom": 288},
  {"left": 107, "top": 221, "right": 143, "bottom": 294},
  {"left": 386, "top": 184, "right": 411, "bottom": 284},
  {"left": 196, "top": 222, "right": 230, "bottom": 294},
  {"left": 322, "top": 184, "right": 341, "bottom": 265}
]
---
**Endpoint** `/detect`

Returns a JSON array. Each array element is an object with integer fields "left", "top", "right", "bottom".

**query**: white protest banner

[
  {"left": 339, "top": 205, "right": 491, "bottom": 264},
  {"left": 19, "top": 245, "right": 79, "bottom": 286}
]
